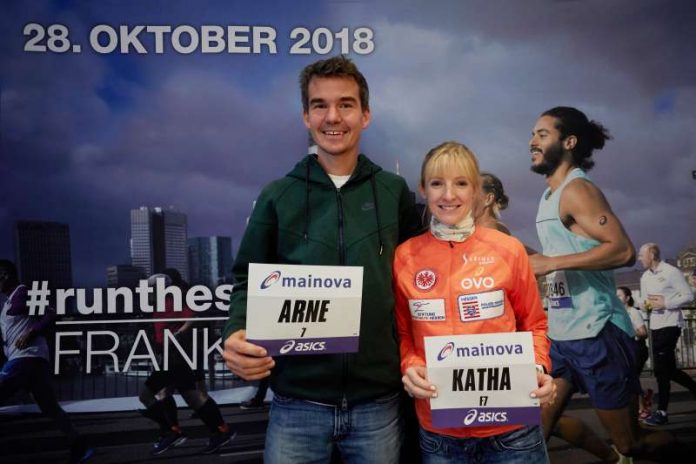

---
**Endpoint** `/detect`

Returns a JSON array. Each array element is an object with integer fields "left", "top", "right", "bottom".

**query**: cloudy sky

[{"left": 1, "top": 0, "right": 694, "bottom": 287}]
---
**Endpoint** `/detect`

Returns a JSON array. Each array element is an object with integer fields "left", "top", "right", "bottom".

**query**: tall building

[
  {"left": 188, "top": 236, "right": 233, "bottom": 287},
  {"left": 130, "top": 206, "right": 188, "bottom": 280},
  {"left": 15, "top": 220, "right": 73, "bottom": 291},
  {"left": 106, "top": 264, "right": 145, "bottom": 288}
]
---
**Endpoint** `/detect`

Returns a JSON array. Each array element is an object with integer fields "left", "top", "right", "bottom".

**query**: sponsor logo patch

[
  {"left": 462, "top": 254, "right": 495, "bottom": 266},
  {"left": 414, "top": 269, "right": 437, "bottom": 291},
  {"left": 460, "top": 276, "right": 495, "bottom": 290},
  {"left": 457, "top": 289, "right": 505, "bottom": 321},
  {"left": 408, "top": 299, "right": 446, "bottom": 321}
]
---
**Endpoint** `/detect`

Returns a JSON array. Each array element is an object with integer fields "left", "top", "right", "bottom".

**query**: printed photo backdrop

[{"left": 1, "top": 0, "right": 695, "bottom": 406}]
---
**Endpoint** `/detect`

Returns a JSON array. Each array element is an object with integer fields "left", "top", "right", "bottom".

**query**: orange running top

[{"left": 393, "top": 226, "right": 550, "bottom": 438}]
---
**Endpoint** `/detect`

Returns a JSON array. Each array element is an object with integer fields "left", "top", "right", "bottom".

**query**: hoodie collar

[{"left": 288, "top": 154, "right": 382, "bottom": 187}]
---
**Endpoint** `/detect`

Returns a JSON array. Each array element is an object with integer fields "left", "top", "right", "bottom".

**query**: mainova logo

[
  {"left": 437, "top": 341, "right": 456, "bottom": 361},
  {"left": 261, "top": 270, "right": 282, "bottom": 289}
]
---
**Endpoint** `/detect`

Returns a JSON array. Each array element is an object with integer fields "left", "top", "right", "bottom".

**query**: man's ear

[
  {"left": 563, "top": 135, "right": 577, "bottom": 151},
  {"left": 361, "top": 108, "right": 371, "bottom": 129}
]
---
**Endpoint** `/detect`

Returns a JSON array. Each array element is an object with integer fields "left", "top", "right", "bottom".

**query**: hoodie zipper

[
  {"left": 336, "top": 188, "right": 346, "bottom": 265},
  {"left": 335, "top": 187, "right": 348, "bottom": 406}
]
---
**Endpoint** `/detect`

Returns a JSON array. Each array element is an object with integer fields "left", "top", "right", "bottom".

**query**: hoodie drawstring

[
  {"left": 304, "top": 161, "right": 310, "bottom": 242},
  {"left": 370, "top": 171, "right": 384, "bottom": 256}
]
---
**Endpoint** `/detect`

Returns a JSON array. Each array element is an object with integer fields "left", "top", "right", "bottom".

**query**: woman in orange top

[{"left": 393, "top": 141, "right": 554, "bottom": 463}]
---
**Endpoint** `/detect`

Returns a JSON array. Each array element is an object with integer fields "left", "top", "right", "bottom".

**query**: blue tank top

[{"left": 536, "top": 168, "right": 634, "bottom": 341}]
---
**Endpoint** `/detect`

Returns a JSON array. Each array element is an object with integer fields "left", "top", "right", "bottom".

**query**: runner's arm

[{"left": 530, "top": 179, "right": 634, "bottom": 275}]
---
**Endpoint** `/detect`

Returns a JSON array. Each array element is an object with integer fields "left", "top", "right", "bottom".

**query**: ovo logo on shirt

[{"left": 460, "top": 276, "right": 495, "bottom": 290}]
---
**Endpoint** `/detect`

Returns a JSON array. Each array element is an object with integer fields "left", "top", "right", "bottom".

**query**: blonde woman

[{"left": 394, "top": 141, "right": 554, "bottom": 463}]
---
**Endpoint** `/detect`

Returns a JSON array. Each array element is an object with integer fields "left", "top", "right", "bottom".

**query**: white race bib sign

[
  {"left": 544, "top": 270, "right": 572, "bottom": 310},
  {"left": 246, "top": 263, "right": 363, "bottom": 356},
  {"left": 425, "top": 332, "right": 540, "bottom": 428}
]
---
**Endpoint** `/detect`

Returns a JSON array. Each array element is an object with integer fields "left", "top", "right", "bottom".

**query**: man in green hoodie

[{"left": 222, "top": 55, "right": 421, "bottom": 463}]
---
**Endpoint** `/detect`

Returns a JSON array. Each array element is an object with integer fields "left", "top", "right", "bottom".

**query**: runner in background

[
  {"left": 138, "top": 269, "right": 235, "bottom": 455},
  {"left": 475, "top": 172, "right": 622, "bottom": 462},
  {"left": 477, "top": 171, "right": 511, "bottom": 235},
  {"left": 616, "top": 286, "right": 652, "bottom": 420},
  {"left": 530, "top": 106, "right": 677, "bottom": 461},
  {"left": 638, "top": 242, "right": 696, "bottom": 426},
  {"left": 0, "top": 258, "right": 93, "bottom": 463}
]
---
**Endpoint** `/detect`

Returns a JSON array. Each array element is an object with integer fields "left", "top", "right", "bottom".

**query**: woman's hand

[{"left": 402, "top": 365, "right": 438, "bottom": 399}]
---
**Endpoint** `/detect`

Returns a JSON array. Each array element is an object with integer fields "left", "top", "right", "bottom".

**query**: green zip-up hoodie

[{"left": 224, "top": 154, "right": 422, "bottom": 405}]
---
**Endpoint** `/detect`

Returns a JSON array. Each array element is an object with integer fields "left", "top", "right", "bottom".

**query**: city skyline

[
  {"left": 8, "top": 205, "right": 694, "bottom": 289},
  {"left": 9, "top": 206, "right": 236, "bottom": 288}
]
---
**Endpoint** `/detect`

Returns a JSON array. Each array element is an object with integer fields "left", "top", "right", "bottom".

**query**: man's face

[
  {"left": 637, "top": 246, "right": 653, "bottom": 269},
  {"left": 303, "top": 76, "right": 370, "bottom": 162},
  {"left": 529, "top": 115, "right": 565, "bottom": 176}
]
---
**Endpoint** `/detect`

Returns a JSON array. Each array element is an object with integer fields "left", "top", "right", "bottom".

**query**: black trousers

[{"left": 651, "top": 326, "right": 696, "bottom": 410}]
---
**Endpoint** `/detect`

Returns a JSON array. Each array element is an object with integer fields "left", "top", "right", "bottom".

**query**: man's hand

[
  {"left": 223, "top": 329, "right": 275, "bottom": 381},
  {"left": 647, "top": 294, "right": 666, "bottom": 310},
  {"left": 402, "top": 365, "right": 437, "bottom": 399},
  {"left": 531, "top": 372, "right": 556, "bottom": 406},
  {"left": 530, "top": 254, "right": 555, "bottom": 277}
]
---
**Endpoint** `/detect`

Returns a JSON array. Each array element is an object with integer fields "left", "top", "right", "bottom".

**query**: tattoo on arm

[{"left": 599, "top": 215, "right": 607, "bottom": 226}]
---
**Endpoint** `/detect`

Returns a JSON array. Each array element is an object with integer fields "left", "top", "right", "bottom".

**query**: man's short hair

[
  {"left": 541, "top": 106, "right": 611, "bottom": 171},
  {"left": 299, "top": 55, "right": 370, "bottom": 112},
  {"left": 642, "top": 242, "right": 661, "bottom": 261}
]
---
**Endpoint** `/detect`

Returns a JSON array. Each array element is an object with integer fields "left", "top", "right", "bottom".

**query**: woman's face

[
  {"left": 420, "top": 170, "right": 476, "bottom": 226},
  {"left": 616, "top": 288, "right": 627, "bottom": 304}
]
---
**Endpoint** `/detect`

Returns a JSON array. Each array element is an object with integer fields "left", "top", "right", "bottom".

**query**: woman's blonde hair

[
  {"left": 419, "top": 141, "right": 482, "bottom": 218},
  {"left": 421, "top": 142, "right": 481, "bottom": 188}
]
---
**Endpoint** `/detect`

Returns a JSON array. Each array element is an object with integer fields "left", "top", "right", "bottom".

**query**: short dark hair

[
  {"left": 541, "top": 106, "right": 611, "bottom": 171},
  {"left": 299, "top": 55, "right": 369, "bottom": 112},
  {"left": 480, "top": 172, "right": 509, "bottom": 211}
]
